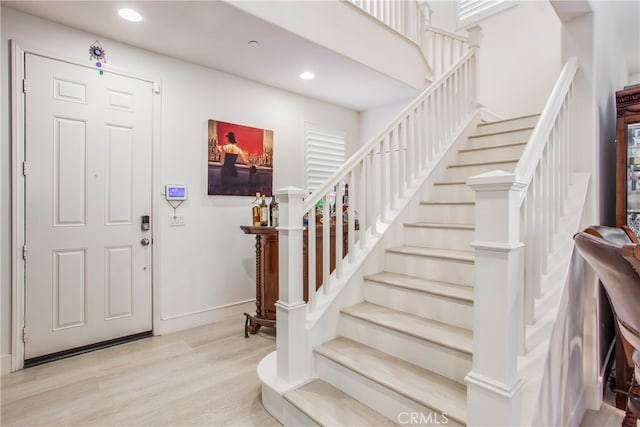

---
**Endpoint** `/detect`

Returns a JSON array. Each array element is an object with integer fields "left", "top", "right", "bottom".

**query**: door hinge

[
  {"left": 22, "top": 327, "right": 27, "bottom": 343},
  {"left": 22, "top": 161, "right": 29, "bottom": 176},
  {"left": 22, "top": 245, "right": 27, "bottom": 260},
  {"left": 152, "top": 81, "right": 161, "bottom": 95},
  {"left": 22, "top": 78, "right": 28, "bottom": 93}
]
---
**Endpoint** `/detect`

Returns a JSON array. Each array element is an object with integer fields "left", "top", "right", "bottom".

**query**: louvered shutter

[
  {"left": 306, "top": 129, "right": 346, "bottom": 193},
  {"left": 457, "top": 0, "right": 515, "bottom": 28}
]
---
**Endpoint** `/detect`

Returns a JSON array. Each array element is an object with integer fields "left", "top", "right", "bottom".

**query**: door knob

[{"left": 141, "top": 238, "right": 151, "bottom": 246}]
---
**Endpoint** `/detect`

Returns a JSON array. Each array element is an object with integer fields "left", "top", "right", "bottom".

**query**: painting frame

[{"left": 207, "top": 119, "right": 274, "bottom": 196}]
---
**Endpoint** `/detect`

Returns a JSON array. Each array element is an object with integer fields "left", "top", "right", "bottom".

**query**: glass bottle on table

[
  {"left": 269, "top": 196, "right": 279, "bottom": 227},
  {"left": 252, "top": 192, "right": 261, "bottom": 227},
  {"left": 259, "top": 194, "right": 269, "bottom": 226}
]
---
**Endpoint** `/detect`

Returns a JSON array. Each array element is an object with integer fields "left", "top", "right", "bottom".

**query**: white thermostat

[{"left": 165, "top": 184, "right": 187, "bottom": 201}]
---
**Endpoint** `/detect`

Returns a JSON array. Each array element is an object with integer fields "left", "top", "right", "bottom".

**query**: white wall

[
  {"left": 426, "top": 1, "right": 562, "bottom": 119},
  {"left": 475, "top": 1, "right": 562, "bottom": 118},
  {"left": 359, "top": 98, "right": 414, "bottom": 142},
  {"left": 1, "top": 7, "right": 361, "bottom": 366}
]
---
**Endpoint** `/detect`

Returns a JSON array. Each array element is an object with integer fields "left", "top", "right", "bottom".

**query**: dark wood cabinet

[
  {"left": 240, "top": 224, "right": 349, "bottom": 337},
  {"left": 614, "top": 85, "right": 640, "bottom": 408},
  {"left": 616, "top": 85, "right": 640, "bottom": 234}
]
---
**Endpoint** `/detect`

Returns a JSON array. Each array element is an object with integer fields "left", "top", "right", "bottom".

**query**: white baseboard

[
  {"left": 568, "top": 387, "right": 587, "bottom": 427},
  {"left": 1, "top": 353, "right": 11, "bottom": 376},
  {"left": 584, "top": 377, "right": 603, "bottom": 410},
  {"left": 479, "top": 108, "right": 503, "bottom": 122},
  {"left": 156, "top": 299, "right": 255, "bottom": 335}
]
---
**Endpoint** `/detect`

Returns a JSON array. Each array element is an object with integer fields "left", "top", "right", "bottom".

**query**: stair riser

[
  {"left": 419, "top": 204, "right": 474, "bottom": 224},
  {"left": 338, "top": 315, "right": 471, "bottom": 384},
  {"left": 476, "top": 116, "right": 539, "bottom": 135},
  {"left": 282, "top": 400, "right": 320, "bottom": 427},
  {"left": 431, "top": 184, "right": 475, "bottom": 202},
  {"left": 403, "top": 226, "right": 474, "bottom": 252},
  {"left": 457, "top": 143, "right": 526, "bottom": 164},
  {"left": 384, "top": 252, "right": 474, "bottom": 286},
  {"left": 466, "top": 128, "right": 533, "bottom": 148},
  {"left": 444, "top": 161, "right": 517, "bottom": 181},
  {"left": 314, "top": 353, "right": 465, "bottom": 427},
  {"left": 364, "top": 281, "right": 473, "bottom": 329}
]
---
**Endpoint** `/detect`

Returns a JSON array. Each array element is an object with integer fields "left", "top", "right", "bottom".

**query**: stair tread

[
  {"left": 449, "top": 159, "right": 518, "bottom": 168},
  {"left": 468, "top": 125, "right": 535, "bottom": 138},
  {"left": 365, "top": 272, "right": 474, "bottom": 303},
  {"left": 284, "top": 379, "right": 395, "bottom": 426},
  {"left": 342, "top": 302, "right": 473, "bottom": 354},
  {"left": 433, "top": 181, "right": 467, "bottom": 186},
  {"left": 315, "top": 336, "right": 467, "bottom": 425},
  {"left": 387, "top": 245, "right": 474, "bottom": 262},
  {"left": 479, "top": 113, "right": 540, "bottom": 127},
  {"left": 404, "top": 222, "right": 474, "bottom": 230},
  {"left": 458, "top": 141, "right": 527, "bottom": 153},
  {"left": 420, "top": 201, "right": 474, "bottom": 205}
]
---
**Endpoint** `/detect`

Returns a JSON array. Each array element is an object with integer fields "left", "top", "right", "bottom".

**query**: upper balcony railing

[
  {"left": 347, "top": 0, "right": 429, "bottom": 44},
  {"left": 348, "top": 0, "right": 472, "bottom": 81}
]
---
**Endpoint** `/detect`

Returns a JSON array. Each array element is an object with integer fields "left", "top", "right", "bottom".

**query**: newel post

[
  {"left": 466, "top": 25, "right": 482, "bottom": 106},
  {"left": 465, "top": 171, "right": 527, "bottom": 426},
  {"left": 274, "top": 186, "right": 309, "bottom": 385}
]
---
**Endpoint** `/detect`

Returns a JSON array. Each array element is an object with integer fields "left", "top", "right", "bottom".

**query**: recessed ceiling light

[
  {"left": 300, "top": 72, "right": 315, "bottom": 80},
  {"left": 248, "top": 40, "right": 259, "bottom": 47},
  {"left": 118, "top": 8, "right": 142, "bottom": 22}
]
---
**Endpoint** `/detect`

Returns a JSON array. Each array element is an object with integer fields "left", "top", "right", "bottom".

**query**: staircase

[{"left": 281, "top": 114, "right": 539, "bottom": 425}]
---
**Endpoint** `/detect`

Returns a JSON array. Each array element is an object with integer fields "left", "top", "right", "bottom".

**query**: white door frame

[{"left": 10, "top": 40, "right": 163, "bottom": 371}]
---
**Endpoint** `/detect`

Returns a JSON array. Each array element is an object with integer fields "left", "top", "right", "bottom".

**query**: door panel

[
  {"left": 53, "top": 249, "right": 87, "bottom": 330},
  {"left": 24, "top": 53, "right": 153, "bottom": 359},
  {"left": 54, "top": 117, "right": 87, "bottom": 226}
]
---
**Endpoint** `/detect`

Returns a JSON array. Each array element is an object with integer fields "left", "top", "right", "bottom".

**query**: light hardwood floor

[
  {"left": 0, "top": 316, "right": 633, "bottom": 426},
  {"left": 1, "top": 317, "right": 280, "bottom": 426}
]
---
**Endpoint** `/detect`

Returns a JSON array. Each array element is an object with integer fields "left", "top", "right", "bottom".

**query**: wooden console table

[{"left": 240, "top": 224, "right": 349, "bottom": 337}]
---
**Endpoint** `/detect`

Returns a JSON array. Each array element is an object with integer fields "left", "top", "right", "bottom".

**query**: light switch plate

[{"left": 168, "top": 214, "right": 185, "bottom": 226}]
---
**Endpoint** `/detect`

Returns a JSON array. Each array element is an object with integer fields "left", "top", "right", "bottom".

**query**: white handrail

[
  {"left": 514, "top": 57, "right": 578, "bottom": 184},
  {"left": 516, "top": 57, "right": 577, "bottom": 321},
  {"left": 424, "top": 25, "right": 469, "bottom": 44},
  {"left": 303, "top": 49, "right": 477, "bottom": 213}
]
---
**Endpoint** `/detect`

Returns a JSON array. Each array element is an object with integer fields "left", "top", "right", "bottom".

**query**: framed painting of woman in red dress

[{"left": 207, "top": 119, "right": 274, "bottom": 196}]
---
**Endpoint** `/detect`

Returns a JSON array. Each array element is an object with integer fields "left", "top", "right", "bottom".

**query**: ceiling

[
  {"left": 5, "top": 0, "right": 637, "bottom": 112},
  {"left": 3, "top": 1, "right": 420, "bottom": 112}
]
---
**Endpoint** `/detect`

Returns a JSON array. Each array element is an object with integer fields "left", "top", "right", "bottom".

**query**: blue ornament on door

[{"left": 89, "top": 41, "right": 106, "bottom": 75}]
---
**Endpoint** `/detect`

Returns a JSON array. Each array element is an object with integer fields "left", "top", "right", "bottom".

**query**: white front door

[{"left": 24, "top": 53, "right": 153, "bottom": 360}]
